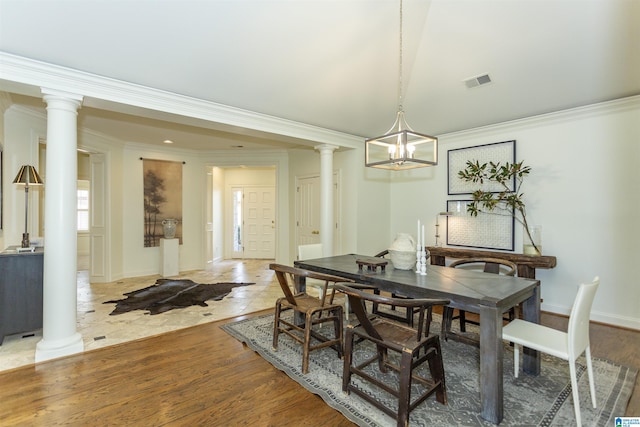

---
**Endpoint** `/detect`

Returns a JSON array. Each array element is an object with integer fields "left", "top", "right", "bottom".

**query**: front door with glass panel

[{"left": 230, "top": 186, "right": 275, "bottom": 259}]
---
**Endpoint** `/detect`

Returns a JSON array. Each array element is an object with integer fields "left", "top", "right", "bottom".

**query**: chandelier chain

[{"left": 398, "top": 0, "right": 404, "bottom": 112}]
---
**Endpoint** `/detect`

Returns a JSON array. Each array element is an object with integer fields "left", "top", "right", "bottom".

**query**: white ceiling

[{"left": 1, "top": 0, "right": 639, "bottom": 152}]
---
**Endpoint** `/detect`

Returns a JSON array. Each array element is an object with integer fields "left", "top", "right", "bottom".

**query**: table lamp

[
  {"left": 434, "top": 211, "right": 453, "bottom": 247},
  {"left": 13, "top": 165, "right": 43, "bottom": 248}
]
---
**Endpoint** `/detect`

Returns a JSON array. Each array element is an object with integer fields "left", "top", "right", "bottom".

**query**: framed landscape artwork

[{"left": 142, "top": 158, "right": 183, "bottom": 247}]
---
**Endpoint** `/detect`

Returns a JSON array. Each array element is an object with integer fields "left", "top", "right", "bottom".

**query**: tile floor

[{"left": 0, "top": 259, "right": 283, "bottom": 372}]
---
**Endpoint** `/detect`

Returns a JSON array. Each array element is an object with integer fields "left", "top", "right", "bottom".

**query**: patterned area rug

[
  {"left": 104, "top": 279, "right": 254, "bottom": 315},
  {"left": 222, "top": 312, "right": 636, "bottom": 426}
]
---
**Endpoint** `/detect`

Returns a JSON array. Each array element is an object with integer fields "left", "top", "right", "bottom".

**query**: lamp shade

[{"left": 13, "top": 165, "right": 43, "bottom": 185}]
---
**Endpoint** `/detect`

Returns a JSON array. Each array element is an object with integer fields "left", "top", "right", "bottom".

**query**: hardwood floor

[
  {"left": 0, "top": 311, "right": 637, "bottom": 425},
  {"left": 0, "top": 309, "right": 353, "bottom": 426},
  {"left": 540, "top": 312, "right": 640, "bottom": 416}
]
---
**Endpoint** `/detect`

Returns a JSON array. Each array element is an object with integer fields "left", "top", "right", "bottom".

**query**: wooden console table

[{"left": 427, "top": 246, "right": 556, "bottom": 279}]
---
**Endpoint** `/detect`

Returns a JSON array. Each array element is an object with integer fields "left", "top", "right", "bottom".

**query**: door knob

[{"left": 311, "top": 230, "right": 320, "bottom": 235}]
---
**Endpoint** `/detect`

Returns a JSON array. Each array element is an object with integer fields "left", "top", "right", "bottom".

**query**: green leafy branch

[{"left": 458, "top": 160, "right": 539, "bottom": 254}]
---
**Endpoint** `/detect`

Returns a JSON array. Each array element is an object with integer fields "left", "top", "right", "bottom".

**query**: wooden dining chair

[
  {"left": 371, "top": 249, "right": 417, "bottom": 326},
  {"left": 503, "top": 277, "right": 599, "bottom": 427},
  {"left": 298, "top": 243, "right": 337, "bottom": 302},
  {"left": 335, "top": 284, "right": 449, "bottom": 427},
  {"left": 270, "top": 263, "right": 350, "bottom": 374},
  {"left": 442, "top": 257, "right": 517, "bottom": 345},
  {"left": 297, "top": 244, "right": 376, "bottom": 324}
]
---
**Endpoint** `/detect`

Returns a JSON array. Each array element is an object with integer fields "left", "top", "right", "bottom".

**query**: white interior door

[
  {"left": 89, "top": 153, "right": 109, "bottom": 282},
  {"left": 296, "top": 175, "right": 321, "bottom": 245},
  {"left": 229, "top": 186, "right": 276, "bottom": 259},
  {"left": 295, "top": 173, "right": 340, "bottom": 253}
]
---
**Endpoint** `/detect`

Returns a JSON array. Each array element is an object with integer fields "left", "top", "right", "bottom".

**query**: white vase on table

[{"left": 389, "top": 233, "right": 416, "bottom": 270}]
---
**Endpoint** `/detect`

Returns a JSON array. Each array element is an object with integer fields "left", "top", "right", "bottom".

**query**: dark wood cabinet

[{"left": 0, "top": 247, "right": 44, "bottom": 344}]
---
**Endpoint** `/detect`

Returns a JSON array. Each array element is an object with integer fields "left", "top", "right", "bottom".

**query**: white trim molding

[{"left": 0, "top": 52, "right": 363, "bottom": 150}]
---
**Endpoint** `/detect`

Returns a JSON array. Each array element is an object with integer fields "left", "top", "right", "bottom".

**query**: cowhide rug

[{"left": 104, "top": 278, "right": 254, "bottom": 315}]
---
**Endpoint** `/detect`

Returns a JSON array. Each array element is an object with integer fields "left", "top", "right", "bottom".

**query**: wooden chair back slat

[
  {"left": 449, "top": 257, "right": 517, "bottom": 276},
  {"left": 335, "top": 284, "right": 449, "bottom": 340}
]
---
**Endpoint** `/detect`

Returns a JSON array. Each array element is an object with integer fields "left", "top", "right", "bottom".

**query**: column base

[{"left": 35, "top": 332, "right": 84, "bottom": 363}]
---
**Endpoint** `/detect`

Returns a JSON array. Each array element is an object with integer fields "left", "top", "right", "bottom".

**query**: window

[
  {"left": 232, "top": 189, "right": 243, "bottom": 252},
  {"left": 77, "top": 181, "right": 89, "bottom": 232}
]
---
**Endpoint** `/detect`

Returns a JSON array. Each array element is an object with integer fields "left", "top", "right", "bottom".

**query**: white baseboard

[{"left": 542, "top": 303, "right": 640, "bottom": 330}]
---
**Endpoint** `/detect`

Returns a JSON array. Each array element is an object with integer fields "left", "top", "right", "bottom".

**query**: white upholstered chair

[
  {"left": 502, "top": 277, "right": 599, "bottom": 427},
  {"left": 297, "top": 244, "right": 327, "bottom": 299},
  {"left": 297, "top": 243, "right": 324, "bottom": 262}
]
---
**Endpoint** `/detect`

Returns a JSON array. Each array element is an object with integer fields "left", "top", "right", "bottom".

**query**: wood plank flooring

[
  {"left": 0, "top": 310, "right": 637, "bottom": 426},
  {"left": 0, "top": 310, "right": 353, "bottom": 426}
]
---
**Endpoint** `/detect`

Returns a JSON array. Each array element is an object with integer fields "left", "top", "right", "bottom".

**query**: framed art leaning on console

[{"left": 446, "top": 200, "right": 514, "bottom": 251}]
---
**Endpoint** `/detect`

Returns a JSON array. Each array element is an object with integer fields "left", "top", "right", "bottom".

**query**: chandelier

[{"left": 365, "top": 0, "right": 438, "bottom": 170}]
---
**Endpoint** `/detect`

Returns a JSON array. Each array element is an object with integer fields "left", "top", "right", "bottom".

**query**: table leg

[
  {"left": 521, "top": 283, "right": 541, "bottom": 375},
  {"left": 479, "top": 305, "right": 503, "bottom": 424},
  {"left": 430, "top": 254, "right": 446, "bottom": 266}
]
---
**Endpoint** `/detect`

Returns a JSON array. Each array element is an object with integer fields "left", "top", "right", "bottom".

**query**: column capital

[
  {"left": 314, "top": 143, "right": 339, "bottom": 153},
  {"left": 41, "top": 87, "right": 84, "bottom": 107}
]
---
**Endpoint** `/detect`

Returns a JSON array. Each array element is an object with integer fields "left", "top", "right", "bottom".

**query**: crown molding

[
  {"left": 7, "top": 104, "right": 47, "bottom": 120},
  {"left": 0, "top": 52, "right": 363, "bottom": 150},
  {"left": 0, "top": 91, "right": 13, "bottom": 112},
  {"left": 438, "top": 94, "right": 640, "bottom": 143}
]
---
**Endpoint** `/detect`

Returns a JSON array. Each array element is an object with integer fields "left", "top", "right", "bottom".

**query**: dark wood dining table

[{"left": 294, "top": 253, "right": 541, "bottom": 425}]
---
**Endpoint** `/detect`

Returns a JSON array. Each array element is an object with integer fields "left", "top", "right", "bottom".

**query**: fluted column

[
  {"left": 314, "top": 144, "right": 338, "bottom": 257},
  {"left": 35, "top": 89, "right": 84, "bottom": 363}
]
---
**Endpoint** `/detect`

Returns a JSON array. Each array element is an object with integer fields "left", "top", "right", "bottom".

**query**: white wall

[
  {"left": 211, "top": 167, "right": 224, "bottom": 262},
  {"left": 387, "top": 96, "right": 640, "bottom": 329},
  {"left": 287, "top": 148, "right": 319, "bottom": 262},
  {"left": 4, "top": 96, "right": 638, "bottom": 329},
  {"left": 2, "top": 104, "right": 290, "bottom": 277},
  {"left": 201, "top": 150, "right": 291, "bottom": 264},
  {"left": 0, "top": 92, "right": 11, "bottom": 249},
  {"left": 287, "top": 147, "right": 391, "bottom": 262},
  {"left": 349, "top": 148, "right": 393, "bottom": 255},
  {"left": 2, "top": 105, "right": 46, "bottom": 249},
  {"left": 121, "top": 145, "right": 206, "bottom": 277},
  {"left": 79, "top": 129, "right": 125, "bottom": 281}
]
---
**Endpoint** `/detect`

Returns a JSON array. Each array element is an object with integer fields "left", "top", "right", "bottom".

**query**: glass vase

[
  {"left": 523, "top": 225, "right": 542, "bottom": 256},
  {"left": 162, "top": 219, "right": 178, "bottom": 239}
]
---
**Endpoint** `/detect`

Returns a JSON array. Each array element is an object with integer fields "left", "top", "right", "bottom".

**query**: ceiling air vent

[{"left": 464, "top": 73, "right": 492, "bottom": 89}]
